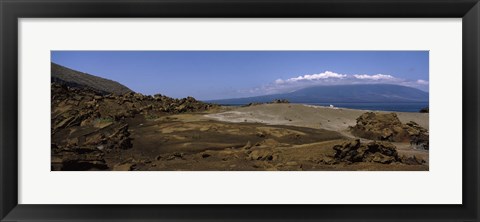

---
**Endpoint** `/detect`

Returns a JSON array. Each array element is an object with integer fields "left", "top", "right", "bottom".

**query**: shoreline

[{"left": 207, "top": 102, "right": 428, "bottom": 113}]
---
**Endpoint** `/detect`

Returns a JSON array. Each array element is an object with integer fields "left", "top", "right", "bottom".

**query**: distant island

[{"left": 207, "top": 84, "right": 428, "bottom": 104}]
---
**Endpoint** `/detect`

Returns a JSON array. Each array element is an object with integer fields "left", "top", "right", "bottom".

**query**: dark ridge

[{"left": 51, "top": 62, "right": 133, "bottom": 95}]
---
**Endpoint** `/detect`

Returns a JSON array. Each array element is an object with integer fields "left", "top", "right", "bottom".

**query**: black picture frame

[{"left": 1, "top": 0, "right": 479, "bottom": 221}]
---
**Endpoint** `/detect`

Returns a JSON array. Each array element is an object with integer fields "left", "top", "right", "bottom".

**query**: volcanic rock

[
  {"left": 350, "top": 112, "right": 406, "bottom": 141},
  {"left": 350, "top": 112, "right": 429, "bottom": 149},
  {"left": 271, "top": 99, "right": 290, "bottom": 104},
  {"left": 419, "top": 107, "right": 429, "bottom": 113},
  {"left": 400, "top": 155, "right": 426, "bottom": 165},
  {"left": 332, "top": 139, "right": 400, "bottom": 164},
  {"left": 405, "top": 121, "right": 429, "bottom": 150},
  {"left": 51, "top": 145, "right": 108, "bottom": 171},
  {"left": 248, "top": 148, "right": 277, "bottom": 161},
  {"left": 51, "top": 77, "right": 217, "bottom": 171}
]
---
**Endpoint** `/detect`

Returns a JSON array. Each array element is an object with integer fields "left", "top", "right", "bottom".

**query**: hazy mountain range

[{"left": 207, "top": 84, "right": 429, "bottom": 104}]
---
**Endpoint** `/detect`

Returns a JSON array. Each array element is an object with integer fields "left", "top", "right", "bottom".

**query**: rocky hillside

[
  {"left": 51, "top": 81, "right": 217, "bottom": 170},
  {"left": 51, "top": 62, "right": 133, "bottom": 95}
]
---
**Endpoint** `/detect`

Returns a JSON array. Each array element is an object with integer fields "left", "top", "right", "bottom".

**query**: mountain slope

[
  {"left": 51, "top": 62, "right": 133, "bottom": 95},
  {"left": 208, "top": 84, "right": 429, "bottom": 104}
]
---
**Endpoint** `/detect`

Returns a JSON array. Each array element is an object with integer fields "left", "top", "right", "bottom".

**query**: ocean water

[
  {"left": 304, "top": 102, "right": 429, "bottom": 112},
  {"left": 222, "top": 102, "right": 429, "bottom": 113}
]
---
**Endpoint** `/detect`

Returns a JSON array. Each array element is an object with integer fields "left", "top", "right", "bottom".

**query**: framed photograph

[{"left": 1, "top": 0, "right": 479, "bottom": 221}]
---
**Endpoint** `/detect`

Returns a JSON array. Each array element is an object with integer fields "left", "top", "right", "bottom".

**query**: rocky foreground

[
  {"left": 51, "top": 83, "right": 217, "bottom": 170},
  {"left": 52, "top": 83, "right": 429, "bottom": 171}
]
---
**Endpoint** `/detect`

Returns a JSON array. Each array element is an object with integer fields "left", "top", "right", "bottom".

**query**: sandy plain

[{"left": 105, "top": 104, "right": 429, "bottom": 171}]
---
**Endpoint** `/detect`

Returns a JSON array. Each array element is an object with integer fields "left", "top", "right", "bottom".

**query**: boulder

[
  {"left": 405, "top": 121, "right": 429, "bottom": 150},
  {"left": 350, "top": 112, "right": 407, "bottom": 141},
  {"left": 350, "top": 112, "right": 429, "bottom": 149},
  {"left": 332, "top": 140, "right": 426, "bottom": 165},
  {"left": 332, "top": 139, "right": 400, "bottom": 164}
]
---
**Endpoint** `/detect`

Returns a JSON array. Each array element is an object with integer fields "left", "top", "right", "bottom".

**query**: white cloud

[
  {"left": 284, "top": 71, "right": 347, "bottom": 83},
  {"left": 416, "top": 79, "right": 429, "bottom": 85},
  {"left": 236, "top": 71, "right": 428, "bottom": 97},
  {"left": 353, "top": 74, "right": 395, "bottom": 80}
]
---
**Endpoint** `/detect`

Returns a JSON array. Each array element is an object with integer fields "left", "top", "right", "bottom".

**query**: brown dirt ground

[{"left": 103, "top": 105, "right": 428, "bottom": 171}]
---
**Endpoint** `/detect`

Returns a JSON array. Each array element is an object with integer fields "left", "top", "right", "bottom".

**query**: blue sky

[{"left": 51, "top": 51, "right": 429, "bottom": 100}]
